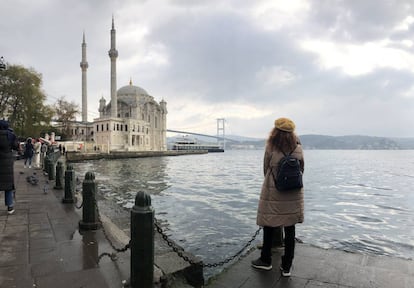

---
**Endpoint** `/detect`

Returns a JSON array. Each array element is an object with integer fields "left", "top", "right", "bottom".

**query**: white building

[{"left": 69, "top": 17, "right": 167, "bottom": 152}]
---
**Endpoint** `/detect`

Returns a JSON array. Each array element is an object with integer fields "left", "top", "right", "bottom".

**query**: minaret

[
  {"left": 80, "top": 31, "right": 89, "bottom": 122},
  {"left": 108, "top": 16, "right": 118, "bottom": 118}
]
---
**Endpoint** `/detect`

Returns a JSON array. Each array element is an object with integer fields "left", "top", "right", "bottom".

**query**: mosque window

[
  {"left": 106, "top": 123, "right": 109, "bottom": 131},
  {"left": 96, "top": 125, "right": 99, "bottom": 132},
  {"left": 120, "top": 125, "right": 123, "bottom": 131},
  {"left": 101, "top": 124, "right": 104, "bottom": 131},
  {"left": 125, "top": 125, "right": 128, "bottom": 131},
  {"left": 81, "top": 129, "right": 84, "bottom": 135},
  {"left": 146, "top": 128, "right": 149, "bottom": 134},
  {"left": 117, "top": 124, "right": 119, "bottom": 131}
]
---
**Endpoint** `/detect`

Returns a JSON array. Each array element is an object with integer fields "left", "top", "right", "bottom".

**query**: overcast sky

[{"left": 1, "top": 0, "right": 414, "bottom": 138}]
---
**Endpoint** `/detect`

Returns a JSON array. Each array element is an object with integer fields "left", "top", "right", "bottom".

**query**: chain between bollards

[
  {"left": 94, "top": 198, "right": 130, "bottom": 262},
  {"left": 68, "top": 171, "right": 262, "bottom": 273},
  {"left": 154, "top": 218, "right": 262, "bottom": 268}
]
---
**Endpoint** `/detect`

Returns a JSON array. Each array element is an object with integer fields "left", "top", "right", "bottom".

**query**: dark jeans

[
  {"left": 4, "top": 189, "right": 14, "bottom": 207},
  {"left": 261, "top": 225, "right": 295, "bottom": 269}
]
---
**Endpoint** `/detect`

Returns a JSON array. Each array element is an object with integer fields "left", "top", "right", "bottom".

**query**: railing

[{"left": 52, "top": 164, "right": 265, "bottom": 288}]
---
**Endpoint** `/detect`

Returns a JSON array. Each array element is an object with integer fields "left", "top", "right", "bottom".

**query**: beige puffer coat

[{"left": 256, "top": 144, "right": 304, "bottom": 227}]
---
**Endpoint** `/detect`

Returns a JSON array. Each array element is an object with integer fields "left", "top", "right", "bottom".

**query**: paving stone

[{"left": 35, "top": 268, "right": 110, "bottom": 288}]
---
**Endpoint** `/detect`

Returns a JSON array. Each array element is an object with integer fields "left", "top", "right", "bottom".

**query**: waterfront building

[{"left": 65, "top": 17, "right": 167, "bottom": 152}]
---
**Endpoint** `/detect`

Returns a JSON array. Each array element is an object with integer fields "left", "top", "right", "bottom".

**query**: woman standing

[
  {"left": 24, "top": 137, "right": 34, "bottom": 168},
  {"left": 251, "top": 117, "right": 304, "bottom": 277},
  {"left": 0, "top": 120, "right": 19, "bottom": 214},
  {"left": 33, "top": 139, "right": 41, "bottom": 168}
]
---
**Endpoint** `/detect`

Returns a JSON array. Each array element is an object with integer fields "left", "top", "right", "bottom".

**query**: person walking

[
  {"left": 0, "top": 120, "right": 19, "bottom": 214},
  {"left": 251, "top": 117, "right": 305, "bottom": 277},
  {"left": 33, "top": 139, "right": 41, "bottom": 168},
  {"left": 23, "top": 137, "right": 34, "bottom": 168}
]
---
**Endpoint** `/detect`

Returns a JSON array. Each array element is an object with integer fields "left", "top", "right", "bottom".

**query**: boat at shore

[{"left": 171, "top": 137, "right": 224, "bottom": 152}]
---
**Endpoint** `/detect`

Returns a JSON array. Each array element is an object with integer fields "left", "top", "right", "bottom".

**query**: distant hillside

[
  {"left": 168, "top": 134, "right": 414, "bottom": 150},
  {"left": 390, "top": 137, "right": 414, "bottom": 149},
  {"left": 299, "top": 135, "right": 403, "bottom": 150}
]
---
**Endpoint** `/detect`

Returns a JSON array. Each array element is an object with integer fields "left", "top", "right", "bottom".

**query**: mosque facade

[{"left": 70, "top": 18, "right": 167, "bottom": 152}]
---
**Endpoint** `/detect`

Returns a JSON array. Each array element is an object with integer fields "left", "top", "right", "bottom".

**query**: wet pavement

[
  {"left": 0, "top": 159, "right": 131, "bottom": 287},
  {"left": 206, "top": 239, "right": 414, "bottom": 287}
]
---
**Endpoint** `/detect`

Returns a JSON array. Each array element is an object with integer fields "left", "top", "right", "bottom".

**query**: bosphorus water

[{"left": 72, "top": 150, "right": 414, "bottom": 275}]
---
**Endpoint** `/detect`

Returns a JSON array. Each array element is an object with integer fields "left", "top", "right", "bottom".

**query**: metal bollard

[
  {"left": 130, "top": 191, "right": 154, "bottom": 288},
  {"left": 78, "top": 172, "right": 100, "bottom": 230},
  {"left": 62, "top": 164, "right": 75, "bottom": 203},
  {"left": 54, "top": 161, "right": 64, "bottom": 190}
]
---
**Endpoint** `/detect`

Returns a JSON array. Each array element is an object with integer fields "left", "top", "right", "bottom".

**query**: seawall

[{"left": 66, "top": 150, "right": 207, "bottom": 162}]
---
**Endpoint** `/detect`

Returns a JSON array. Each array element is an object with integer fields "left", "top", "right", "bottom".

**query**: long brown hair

[{"left": 266, "top": 127, "right": 298, "bottom": 153}]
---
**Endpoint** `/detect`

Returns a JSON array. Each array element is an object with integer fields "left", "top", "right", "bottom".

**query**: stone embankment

[{"left": 66, "top": 150, "right": 207, "bottom": 162}]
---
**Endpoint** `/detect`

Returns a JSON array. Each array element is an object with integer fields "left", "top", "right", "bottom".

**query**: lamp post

[{"left": 0, "top": 56, "right": 6, "bottom": 71}]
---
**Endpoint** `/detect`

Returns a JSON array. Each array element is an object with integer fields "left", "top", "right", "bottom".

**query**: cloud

[{"left": 1, "top": 0, "right": 414, "bottom": 138}]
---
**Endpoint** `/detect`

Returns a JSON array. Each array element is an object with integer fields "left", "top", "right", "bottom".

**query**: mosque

[{"left": 68, "top": 17, "right": 168, "bottom": 152}]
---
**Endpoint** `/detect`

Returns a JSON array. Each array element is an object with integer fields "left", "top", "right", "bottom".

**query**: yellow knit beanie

[{"left": 274, "top": 117, "right": 295, "bottom": 132}]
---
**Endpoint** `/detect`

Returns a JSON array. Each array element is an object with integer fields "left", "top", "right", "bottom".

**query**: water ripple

[{"left": 72, "top": 149, "right": 414, "bottom": 275}]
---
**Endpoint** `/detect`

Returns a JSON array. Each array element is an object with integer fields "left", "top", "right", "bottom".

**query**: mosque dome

[
  {"left": 117, "top": 80, "right": 151, "bottom": 105},
  {"left": 117, "top": 83, "right": 148, "bottom": 96}
]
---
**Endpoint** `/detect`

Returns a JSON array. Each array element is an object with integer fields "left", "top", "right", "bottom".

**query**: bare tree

[{"left": 54, "top": 96, "right": 80, "bottom": 140}]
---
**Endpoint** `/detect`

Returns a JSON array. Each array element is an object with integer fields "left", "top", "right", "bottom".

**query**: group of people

[
  {"left": 22, "top": 137, "right": 46, "bottom": 169},
  {"left": 0, "top": 120, "right": 51, "bottom": 215},
  {"left": 1, "top": 117, "right": 304, "bottom": 277}
]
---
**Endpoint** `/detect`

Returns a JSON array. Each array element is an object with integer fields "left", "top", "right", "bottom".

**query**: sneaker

[
  {"left": 251, "top": 258, "right": 272, "bottom": 271},
  {"left": 280, "top": 265, "right": 291, "bottom": 277},
  {"left": 7, "top": 206, "right": 15, "bottom": 215}
]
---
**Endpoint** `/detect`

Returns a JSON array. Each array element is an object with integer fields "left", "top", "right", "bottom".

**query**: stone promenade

[{"left": 0, "top": 159, "right": 133, "bottom": 287}]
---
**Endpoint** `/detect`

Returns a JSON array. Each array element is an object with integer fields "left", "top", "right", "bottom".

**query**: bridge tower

[{"left": 217, "top": 118, "right": 225, "bottom": 150}]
